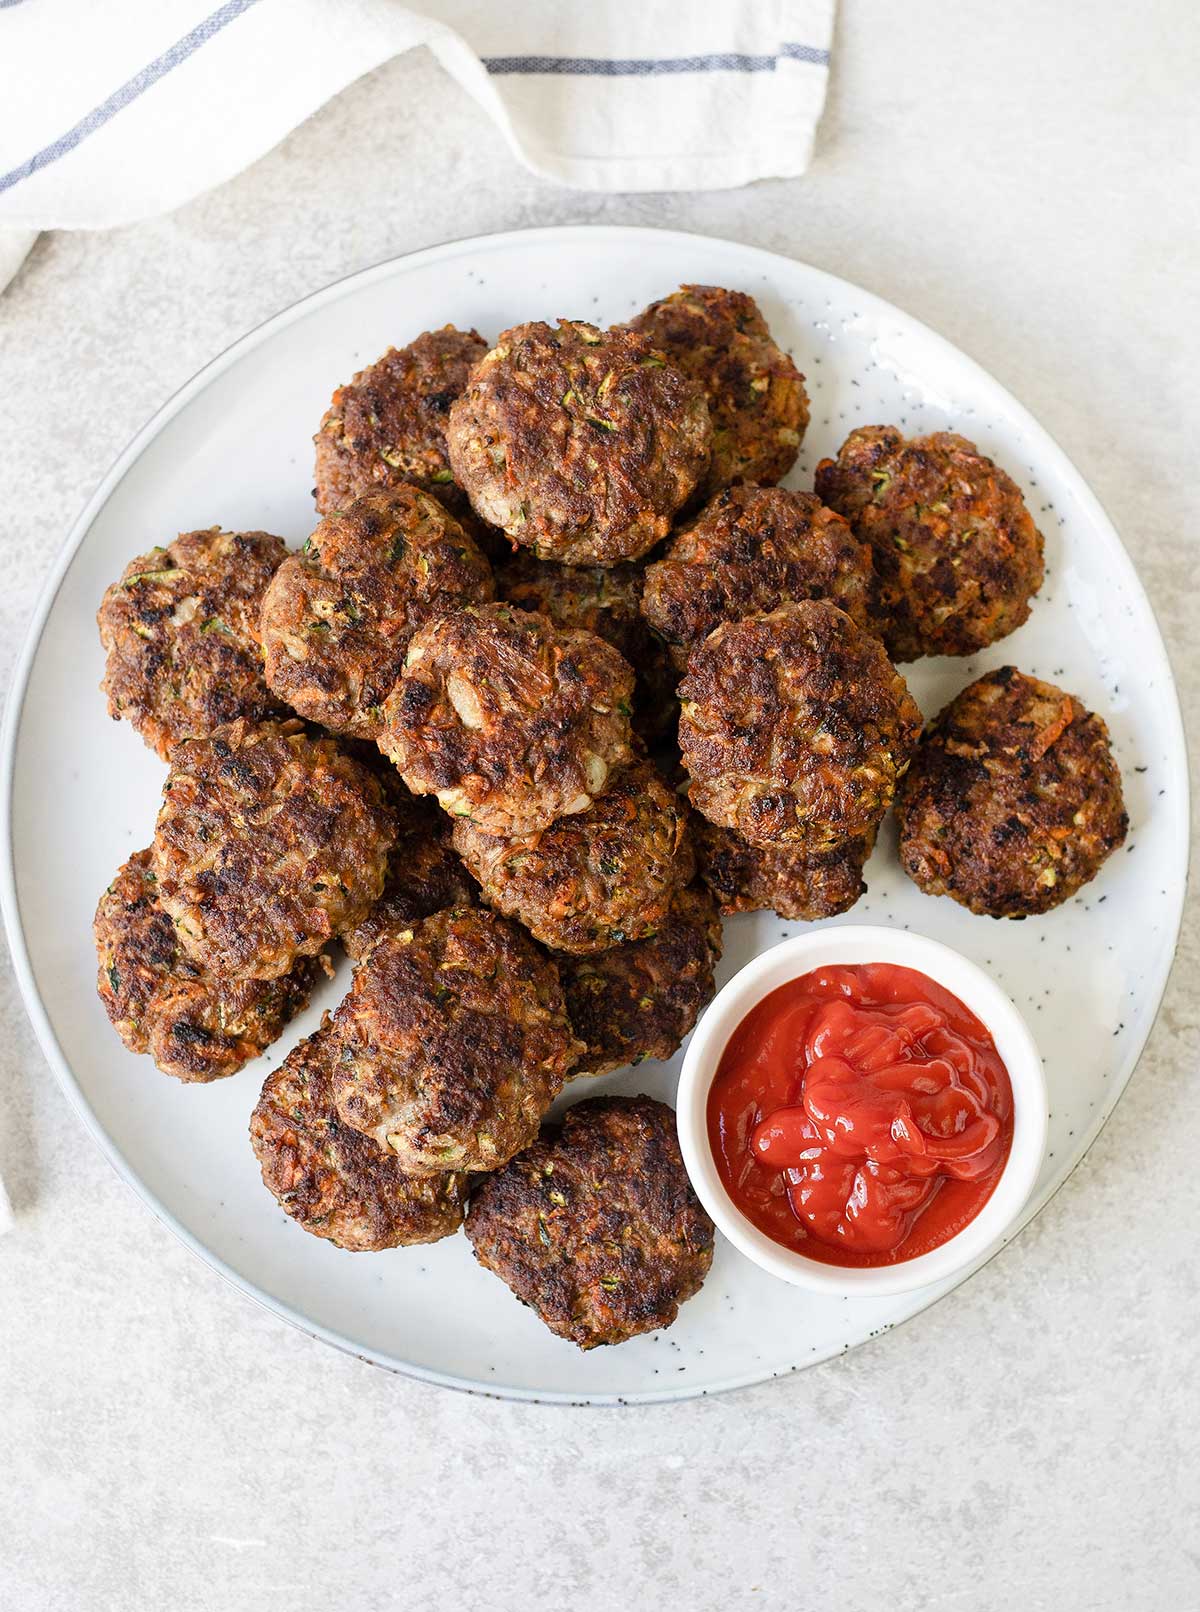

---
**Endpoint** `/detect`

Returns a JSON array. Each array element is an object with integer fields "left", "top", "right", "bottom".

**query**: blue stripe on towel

[
  {"left": 780, "top": 42, "right": 830, "bottom": 65},
  {"left": 0, "top": 0, "right": 261, "bottom": 196},
  {"left": 482, "top": 45, "right": 830, "bottom": 75}
]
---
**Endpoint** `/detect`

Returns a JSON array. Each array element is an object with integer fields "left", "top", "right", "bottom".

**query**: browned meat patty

[
  {"left": 497, "top": 552, "right": 677, "bottom": 742},
  {"left": 97, "top": 528, "right": 290, "bottom": 760},
  {"left": 625, "top": 283, "right": 809, "bottom": 495},
  {"left": 250, "top": 1025, "right": 466, "bottom": 1250},
  {"left": 896, "top": 666, "right": 1128, "bottom": 917},
  {"left": 94, "top": 849, "right": 319, "bottom": 1082},
  {"left": 331, "top": 907, "right": 581, "bottom": 1175},
  {"left": 692, "top": 815, "right": 874, "bottom": 920},
  {"left": 152, "top": 718, "right": 394, "bottom": 980},
  {"left": 313, "top": 325, "right": 488, "bottom": 522},
  {"left": 446, "top": 319, "right": 711, "bottom": 565},
  {"left": 465, "top": 1095, "right": 714, "bottom": 1349},
  {"left": 452, "top": 759, "right": 687, "bottom": 955},
  {"left": 679, "top": 601, "right": 922, "bottom": 849},
  {"left": 259, "top": 489, "right": 493, "bottom": 741},
  {"left": 555, "top": 882, "right": 722, "bottom": 1078},
  {"left": 379, "top": 602, "right": 635, "bottom": 837},
  {"left": 641, "top": 485, "right": 880, "bottom": 672},
  {"left": 342, "top": 781, "right": 477, "bottom": 964},
  {"left": 814, "top": 427, "right": 1045, "bottom": 661}
]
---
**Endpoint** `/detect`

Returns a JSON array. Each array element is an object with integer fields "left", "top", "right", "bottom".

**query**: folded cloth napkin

[{"left": 0, "top": 0, "right": 834, "bottom": 292}]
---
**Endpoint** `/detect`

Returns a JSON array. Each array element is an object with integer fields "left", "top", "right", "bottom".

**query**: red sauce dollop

[{"left": 708, "top": 963, "right": 1014, "bottom": 1266}]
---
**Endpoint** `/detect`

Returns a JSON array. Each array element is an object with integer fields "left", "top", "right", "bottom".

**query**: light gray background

[{"left": 2, "top": 5, "right": 1197, "bottom": 1608}]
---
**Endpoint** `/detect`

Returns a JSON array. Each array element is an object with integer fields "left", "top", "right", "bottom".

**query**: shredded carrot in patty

[{"left": 1030, "top": 697, "right": 1075, "bottom": 760}]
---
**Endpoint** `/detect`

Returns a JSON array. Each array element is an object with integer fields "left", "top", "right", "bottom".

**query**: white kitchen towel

[{"left": 0, "top": 0, "right": 834, "bottom": 291}]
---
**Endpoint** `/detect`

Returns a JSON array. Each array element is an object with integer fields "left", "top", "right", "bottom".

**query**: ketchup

[{"left": 707, "top": 963, "right": 1013, "bottom": 1266}]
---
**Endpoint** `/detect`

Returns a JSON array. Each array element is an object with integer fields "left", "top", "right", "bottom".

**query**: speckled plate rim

[{"left": 1, "top": 225, "right": 1189, "bottom": 1406}]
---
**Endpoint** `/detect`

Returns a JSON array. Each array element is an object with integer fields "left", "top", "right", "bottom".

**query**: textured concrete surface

[{"left": 1, "top": 4, "right": 1197, "bottom": 1608}]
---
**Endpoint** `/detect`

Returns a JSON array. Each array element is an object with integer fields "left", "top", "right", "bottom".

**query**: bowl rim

[{"left": 676, "top": 923, "right": 1049, "bottom": 1298}]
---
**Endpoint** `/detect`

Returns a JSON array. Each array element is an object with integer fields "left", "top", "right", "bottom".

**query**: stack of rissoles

[{"left": 89, "top": 286, "right": 1126, "bottom": 1349}]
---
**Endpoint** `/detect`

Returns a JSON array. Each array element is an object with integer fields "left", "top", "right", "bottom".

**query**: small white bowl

[{"left": 677, "top": 925, "right": 1048, "bottom": 1297}]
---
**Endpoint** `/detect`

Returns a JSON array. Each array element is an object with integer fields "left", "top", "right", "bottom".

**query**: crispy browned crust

[
  {"left": 452, "top": 759, "right": 687, "bottom": 955},
  {"left": 446, "top": 319, "right": 711, "bottom": 564},
  {"left": 97, "top": 528, "right": 290, "bottom": 760},
  {"left": 342, "top": 778, "right": 478, "bottom": 963},
  {"left": 896, "top": 666, "right": 1128, "bottom": 917},
  {"left": 814, "top": 427, "right": 1045, "bottom": 661},
  {"left": 259, "top": 489, "right": 493, "bottom": 740},
  {"left": 250, "top": 1025, "right": 466, "bottom": 1250},
  {"left": 94, "top": 849, "right": 318, "bottom": 1082},
  {"left": 330, "top": 907, "right": 581, "bottom": 1175},
  {"left": 678, "top": 600, "right": 923, "bottom": 849},
  {"left": 465, "top": 1095, "right": 714, "bottom": 1349},
  {"left": 625, "top": 284, "right": 808, "bottom": 495},
  {"left": 641, "top": 485, "right": 880, "bottom": 671},
  {"left": 313, "top": 325, "right": 487, "bottom": 520},
  {"left": 692, "top": 814, "right": 874, "bottom": 920},
  {"left": 152, "top": 719, "right": 395, "bottom": 980},
  {"left": 379, "top": 602, "right": 635, "bottom": 837},
  {"left": 497, "top": 553, "right": 677, "bottom": 742},
  {"left": 554, "top": 882, "right": 722, "bottom": 1079}
]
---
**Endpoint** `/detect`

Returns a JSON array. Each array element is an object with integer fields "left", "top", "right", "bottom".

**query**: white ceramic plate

[{"left": 2, "top": 227, "right": 1187, "bottom": 1405}]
